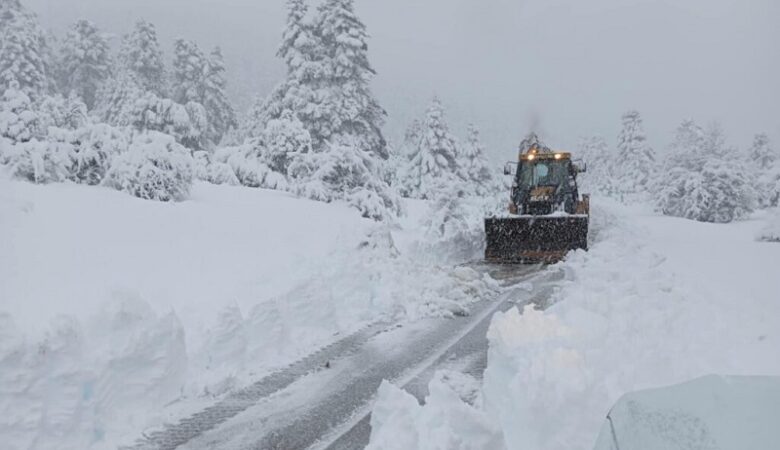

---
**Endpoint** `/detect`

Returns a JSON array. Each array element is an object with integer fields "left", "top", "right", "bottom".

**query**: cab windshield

[{"left": 518, "top": 160, "right": 569, "bottom": 188}]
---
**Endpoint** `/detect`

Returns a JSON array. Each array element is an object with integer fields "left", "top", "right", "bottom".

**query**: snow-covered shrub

[
  {"left": 36, "top": 94, "right": 89, "bottom": 131},
  {"left": 213, "top": 144, "right": 275, "bottom": 188},
  {"left": 103, "top": 131, "right": 194, "bottom": 201},
  {"left": 658, "top": 157, "right": 755, "bottom": 223},
  {"left": 757, "top": 208, "right": 780, "bottom": 243},
  {"left": 0, "top": 84, "right": 41, "bottom": 142},
  {"left": 261, "top": 110, "right": 312, "bottom": 174},
  {"left": 657, "top": 120, "right": 756, "bottom": 223},
  {"left": 418, "top": 184, "right": 485, "bottom": 262},
  {"left": 129, "top": 93, "right": 206, "bottom": 150},
  {"left": 193, "top": 150, "right": 239, "bottom": 186},
  {"left": 0, "top": 138, "right": 71, "bottom": 183},
  {"left": 288, "top": 139, "right": 400, "bottom": 221},
  {"left": 63, "top": 123, "right": 129, "bottom": 185}
]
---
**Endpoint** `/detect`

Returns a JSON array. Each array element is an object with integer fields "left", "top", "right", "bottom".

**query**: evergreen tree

[
  {"left": 95, "top": 71, "right": 144, "bottom": 126},
  {"left": 59, "top": 19, "right": 112, "bottom": 109},
  {"left": 459, "top": 124, "right": 494, "bottom": 195},
  {"left": 119, "top": 20, "right": 166, "bottom": 94},
  {"left": 312, "top": 0, "right": 387, "bottom": 158},
  {"left": 171, "top": 39, "right": 206, "bottom": 105},
  {"left": 172, "top": 41, "right": 236, "bottom": 147},
  {"left": 614, "top": 110, "right": 656, "bottom": 194},
  {"left": 201, "top": 47, "right": 237, "bottom": 145},
  {"left": 748, "top": 133, "right": 775, "bottom": 171},
  {"left": 0, "top": 0, "right": 50, "bottom": 98},
  {"left": 399, "top": 98, "right": 462, "bottom": 199},
  {"left": 577, "top": 135, "right": 613, "bottom": 194}
]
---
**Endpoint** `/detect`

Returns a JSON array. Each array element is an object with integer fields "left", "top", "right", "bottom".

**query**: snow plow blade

[{"left": 484, "top": 216, "right": 588, "bottom": 263}]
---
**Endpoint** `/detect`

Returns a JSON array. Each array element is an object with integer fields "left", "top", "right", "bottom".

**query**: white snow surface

[
  {"left": 368, "top": 198, "right": 780, "bottom": 450},
  {"left": 0, "top": 176, "right": 496, "bottom": 450}
]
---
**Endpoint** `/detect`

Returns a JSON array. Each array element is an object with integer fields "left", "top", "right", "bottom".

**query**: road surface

[{"left": 127, "top": 264, "right": 562, "bottom": 450}]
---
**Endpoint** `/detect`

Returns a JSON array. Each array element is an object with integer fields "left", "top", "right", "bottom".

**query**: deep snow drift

[
  {"left": 0, "top": 177, "right": 496, "bottom": 450},
  {"left": 368, "top": 198, "right": 780, "bottom": 450}
]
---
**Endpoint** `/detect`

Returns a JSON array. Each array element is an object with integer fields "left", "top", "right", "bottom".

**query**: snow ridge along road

[{"left": 127, "top": 265, "right": 561, "bottom": 450}]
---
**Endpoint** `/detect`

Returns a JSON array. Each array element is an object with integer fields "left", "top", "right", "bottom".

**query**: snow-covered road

[{"left": 125, "top": 265, "right": 561, "bottom": 450}]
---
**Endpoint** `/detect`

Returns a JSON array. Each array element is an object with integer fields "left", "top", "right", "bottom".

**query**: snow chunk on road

[{"left": 368, "top": 373, "right": 504, "bottom": 450}]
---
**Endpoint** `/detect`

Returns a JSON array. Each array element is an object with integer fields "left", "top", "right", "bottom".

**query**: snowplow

[{"left": 485, "top": 142, "right": 589, "bottom": 263}]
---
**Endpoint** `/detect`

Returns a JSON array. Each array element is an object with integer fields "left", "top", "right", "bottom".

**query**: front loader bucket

[{"left": 484, "top": 215, "right": 588, "bottom": 263}]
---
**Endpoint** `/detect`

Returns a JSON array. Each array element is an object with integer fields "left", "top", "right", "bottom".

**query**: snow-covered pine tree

[
  {"left": 0, "top": 81, "right": 40, "bottom": 143},
  {"left": 95, "top": 71, "right": 144, "bottom": 126},
  {"left": 0, "top": 0, "right": 51, "bottom": 98},
  {"left": 171, "top": 39, "right": 206, "bottom": 106},
  {"left": 171, "top": 41, "right": 236, "bottom": 148},
  {"left": 577, "top": 135, "right": 614, "bottom": 195},
  {"left": 118, "top": 20, "right": 166, "bottom": 95},
  {"left": 459, "top": 124, "right": 495, "bottom": 196},
  {"left": 202, "top": 47, "right": 237, "bottom": 146},
  {"left": 399, "top": 98, "right": 463, "bottom": 199},
  {"left": 313, "top": 0, "right": 387, "bottom": 159},
  {"left": 59, "top": 20, "right": 111, "bottom": 109},
  {"left": 614, "top": 110, "right": 656, "bottom": 195},
  {"left": 242, "top": 0, "right": 320, "bottom": 140},
  {"left": 748, "top": 133, "right": 775, "bottom": 171}
]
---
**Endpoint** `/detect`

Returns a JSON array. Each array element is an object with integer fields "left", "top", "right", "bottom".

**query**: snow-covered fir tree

[
  {"left": 118, "top": 20, "right": 166, "bottom": 94},
  {"left": 613, "top": 110, "right": 656, "bottom": 195},
  {"left": 459, "top": 124, "right": 495, "bottom": 196},
  {"left": 577, "top": 135, "right": 614, "bottom": 194},
  {"left": 95, "top": 71, "right": 144, "bottom": 126},
  {"left": 746, "top": 133, "right": 779, "bottom": 208},
  {"left": 243, "top": 0, "right": 320, "bottom": 139},
  {"left": 171, "top": 39, "right": 206, "bottom": 106},
  {"left": 0, "top": 0, "right": 51, "bottom": 98},
  {"left": 313, "top": 0, "right": 388, "bottom": 159},
  {"left": 171, "top": 41, "right": 236, "bottom": 147},
  {"left": 399, "top": 98, "right": 463, "bottom": 199},
  {"left": 59, "top": 20, "right": 112, "bottom": 109},
  {"left": 201, "top": 47, "right": 237, "bottom": 146},
  {"left": 748, "top": 133, "right": 775, "bottom": 171}
]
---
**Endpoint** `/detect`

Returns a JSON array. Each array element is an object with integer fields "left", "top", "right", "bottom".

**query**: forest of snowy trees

[
  {"left": 1, "top": 0, "right": 777, "bottom": 225},
  {"left": 579, "top": 111, "right": 779, "bottom": 224}
]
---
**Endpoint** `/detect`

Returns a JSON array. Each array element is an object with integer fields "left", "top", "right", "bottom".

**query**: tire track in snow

[
  {"left": 125, "top": 319, "right": 395, "bottom": 450},
  {"left": 126, "top": 264, "right": 552, "bottom": 450}
]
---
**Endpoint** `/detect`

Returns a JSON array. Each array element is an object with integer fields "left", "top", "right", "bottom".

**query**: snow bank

[
  {"left": 368, "top": 198, "right": 780, "bottom": 450},
  {"left": 367, "top": 372, "right": 504, "bottom": 450},
  {"left": 0, "top": 177, "right": 498, "bottom": 449}
]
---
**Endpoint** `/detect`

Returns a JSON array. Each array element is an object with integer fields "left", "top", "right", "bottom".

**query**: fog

[{"left": 26, "top": 0, "right": 780, "bottom": 162}]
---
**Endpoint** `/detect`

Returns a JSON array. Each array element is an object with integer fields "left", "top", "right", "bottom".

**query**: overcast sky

[{"left": 26, "top": 0, "right": 780, "bottom": 162}]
